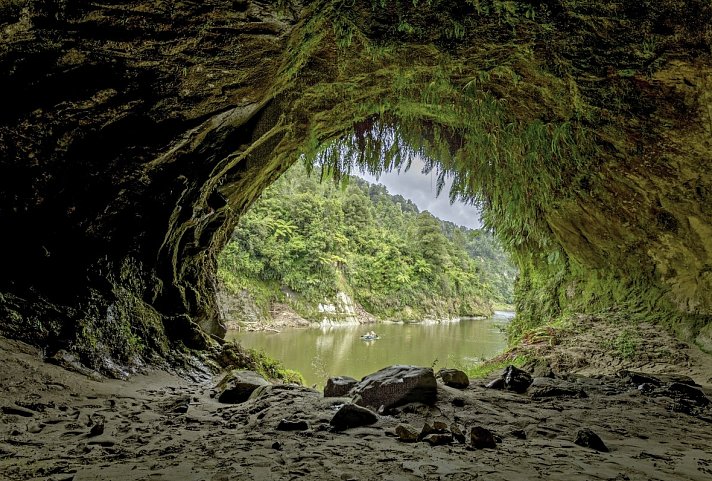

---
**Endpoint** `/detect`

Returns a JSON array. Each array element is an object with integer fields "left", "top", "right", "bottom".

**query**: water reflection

[{"left": 226, "top": 311, "right": 513, "bottom": 388}]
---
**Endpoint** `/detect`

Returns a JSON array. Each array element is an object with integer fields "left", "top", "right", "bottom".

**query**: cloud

[{"left": 356, "top": 157, "right": 482, "bottom": 229}]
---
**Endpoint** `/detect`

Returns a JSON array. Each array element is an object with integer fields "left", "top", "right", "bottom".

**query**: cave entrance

[{"left": 216, "top": 130, "right": 517, "bottom": 387}]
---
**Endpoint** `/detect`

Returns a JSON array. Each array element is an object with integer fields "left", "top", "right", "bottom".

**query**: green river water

[{"left": 226, "top": 311, "right": 513, "bottom": 388}]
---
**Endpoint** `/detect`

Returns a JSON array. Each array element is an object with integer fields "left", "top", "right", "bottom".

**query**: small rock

[
  {"left": 438, "top": 369, "right": 470, "bottom": 389},
  {"left": 451, "top": 423, "right": 466, "bottom": 443},
  {"left": 509, "top": 429, "right": 527, "bottom": 440},
  {"left": 350, "top": 365, "right": 437, "bottom": 412},
  {"left": 503, "top": 365, "right": 533, "bottom": 393},
  {"left": 395, "top": 423, "right": 419, "bottom": 442},
  {"left": 324, "top": 376, "right": 358, "bottom": 397},
  {"left": 451, "top": 397, "right": 466, "bottom": 407},
  {"left": 470, "top": 426, "right": 497, "bottom": 449},
  {"left": 432, "top": 420, "right": 449, "bottom": 431},
  {"left": 619, "top": 370, "right": 697, "bottom": 387},
  {"left": 166, "top": 395, "right": 191, "bottom": 414},
  {"left": 277, "top": 419, "right": 309, "bottom": 431},
  {"left": 216, "top": 370, "right": 270, "bottom": 404},
  {"left": 423, "top": 433, "right": 453, "bottom": 446},
  {"left": 330, "top": 404, "right": 378, "bottom": 431},
  {"left": 271, "top": 441, "right": 282, "bottom": 450},
  {"left": 574, "top": 428, "right": 608, "bottom": 452},
  {"left": 665, "top": 383, "right": 710, "bottom": 405},
  {"left": 89, "top": 421, "right": 104, "bottom": 437},
  {"left": 419, "top": 422, "right": 435, "bottom": 440}
]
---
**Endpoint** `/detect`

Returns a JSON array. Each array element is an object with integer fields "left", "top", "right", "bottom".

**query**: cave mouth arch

[{"left": 1, "top": 0, "right": 710, "bottom": 372}]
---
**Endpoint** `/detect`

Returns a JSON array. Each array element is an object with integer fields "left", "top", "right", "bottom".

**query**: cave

[
  {"left": 2, "top": 1, "right": 712, "bottom": 478},
  {"left": 1, "top": 0, "right": 711, "bottom": 370}
]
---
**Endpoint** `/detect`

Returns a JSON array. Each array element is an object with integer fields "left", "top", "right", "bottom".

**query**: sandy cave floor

[{"left": 1, "top": 335, "right": 712, "bottom": 481}]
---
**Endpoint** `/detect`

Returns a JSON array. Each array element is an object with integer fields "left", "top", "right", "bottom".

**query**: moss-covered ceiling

[{"left": 0, "top": 0, "right": 710, "bottom": 370}]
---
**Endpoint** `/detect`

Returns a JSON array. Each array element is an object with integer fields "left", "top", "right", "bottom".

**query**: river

[{"left": 225, "top": 311, "right": 513, "bottom": 388}]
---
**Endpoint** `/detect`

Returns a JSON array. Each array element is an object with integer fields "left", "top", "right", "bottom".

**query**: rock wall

[{"left": 0, "top": 0, "right": 711, "bottom": 369}]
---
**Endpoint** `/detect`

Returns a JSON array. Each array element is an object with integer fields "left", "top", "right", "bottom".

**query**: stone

[
  {"left": 395, "top": 423, "right": 419, "bottom": 442},
  {"left": 423, "top": 433, "right": 453, "bottom": 446},
  {"left": 574, "top": 429, "right": 609, "bottom": 452},
  {"left": 451, "top": 423, "right": 466, "bottom": 443},
  {"left": 330, "top": 404, "right": 378, "bottom": 431},
  {"left": 216, "top": 370, "right": 270, "bottom": 404},
  {"left": 89, "top": 421, "right": 104, "bottom": 437},
  {"left": 419, "top": 422, "right": 436, "bottom": 440},
  {"left": 438, "top": 368, "right": 470, "bottom": 389},
  {"left": 503, "top": 365, "right": 533, "bottom": 393},
  {"left": 509, "top": 429, "right": 527, "bottom": 440},
  {"left": 277, "top": 419, "right": 309, "bottom": 431},
  {"left": 166, "top": 395, "right": 191, "bottom": 414},
  {"left": 470, "top": 426, "right": 497, "bottom": 449},
  {"left": 432, "top": 420, "right": 449, "bottom": 431},
  {"left": 665, "top": 382, "right": 710, "bottom": 405},
  {"left": 324, "top": 376, "right": 358, "bottom": 398},
  {"left": 528, "top": 378, "right": 587, "bottom": 399},
  {"left": 452, "top": 397, "right": 466, "bottom": 407},
  {"left": 350, "top": 365, "right": 437, "bottom": 411},
  {"left": 619, "top": 370, "right": 698, "bottom": 387}
]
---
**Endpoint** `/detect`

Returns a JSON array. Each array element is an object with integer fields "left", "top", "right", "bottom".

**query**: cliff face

[{"left": 0, "top": 0, "right": 710, "bottom": 370}]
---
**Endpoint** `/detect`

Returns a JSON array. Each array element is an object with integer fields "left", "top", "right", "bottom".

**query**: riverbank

[{"left": 1, "top": 328, "right": 711, "bottom": 480}]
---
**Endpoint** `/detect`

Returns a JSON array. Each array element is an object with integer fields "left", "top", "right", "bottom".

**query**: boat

[{"left": 360, "top": 331, "right": 380, "bottom": 340}]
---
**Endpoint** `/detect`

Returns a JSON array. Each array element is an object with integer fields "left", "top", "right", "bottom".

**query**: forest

[{"left": 218, "top": 163, "right": 517, "bottom": 323}]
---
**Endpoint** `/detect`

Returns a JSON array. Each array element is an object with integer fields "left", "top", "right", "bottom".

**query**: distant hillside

[{"left": 218, "top": 163, "right": 516, "bottom": 326}]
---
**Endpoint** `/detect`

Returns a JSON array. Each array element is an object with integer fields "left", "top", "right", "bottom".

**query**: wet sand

[{"left": 1, "top": 333, "right": 711, "bottom": 481}]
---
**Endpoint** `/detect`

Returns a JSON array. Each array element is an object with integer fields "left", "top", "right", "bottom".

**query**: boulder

[
  {"left": 324, "top": 376, "right": 358, "bottom": 397},
  {"left": 470, "top": 426, "right": 497, "bottom": 449},
  {"left": 574, "top": 429, "right": 608, "bottom": 452},
  {"left": 438, "top": 368, "right": 470, "bottom": 389},
  {"left": 216, "top": 370, "right": 270, "bottom": 404},
  {"left": 350, "top": 365, "right": 437, "bottom": 411},
  {"left": 330, "top": 404, "right": 378, "bottom": 431}
]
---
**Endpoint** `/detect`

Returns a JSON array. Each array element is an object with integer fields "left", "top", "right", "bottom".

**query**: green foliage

[
  {"left": 458, "top": 353, "right": 529, "bottom": 379},
  {"left": 218, "top": 163, "right": 516, "bottom": 320},
  {"left": 605, "top": 329, "right": 639, "bottom": 360}
]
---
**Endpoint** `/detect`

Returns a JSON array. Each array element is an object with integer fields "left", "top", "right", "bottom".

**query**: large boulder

[
  {"left": 216, "top": 370, "right": 270, "bottom": 404},
  {"left": 324, "top": 376, "right": 358, "bottom": 397},
  {"left": 437, "top": 368, "right": 470, "bottom": 389},
  {"left": 350, "top": 365, "right": 437, "bottom": 411}
]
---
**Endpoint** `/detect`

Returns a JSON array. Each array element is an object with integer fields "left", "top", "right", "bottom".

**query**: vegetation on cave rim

[
  {"left": 233, "top": 0, "right": 711, "bottom": 345},
  {"left": 218, "top": 163, "right": 516, "bottom": 322}
]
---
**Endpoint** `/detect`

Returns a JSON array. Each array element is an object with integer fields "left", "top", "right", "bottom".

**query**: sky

[{"left": 356, "top": 156, "right": 483, "bottom": 229}]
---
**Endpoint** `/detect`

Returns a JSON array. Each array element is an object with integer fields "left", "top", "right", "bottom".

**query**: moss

[{"left": 217, "top": 341, "right": 305, "bottom": 384}]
